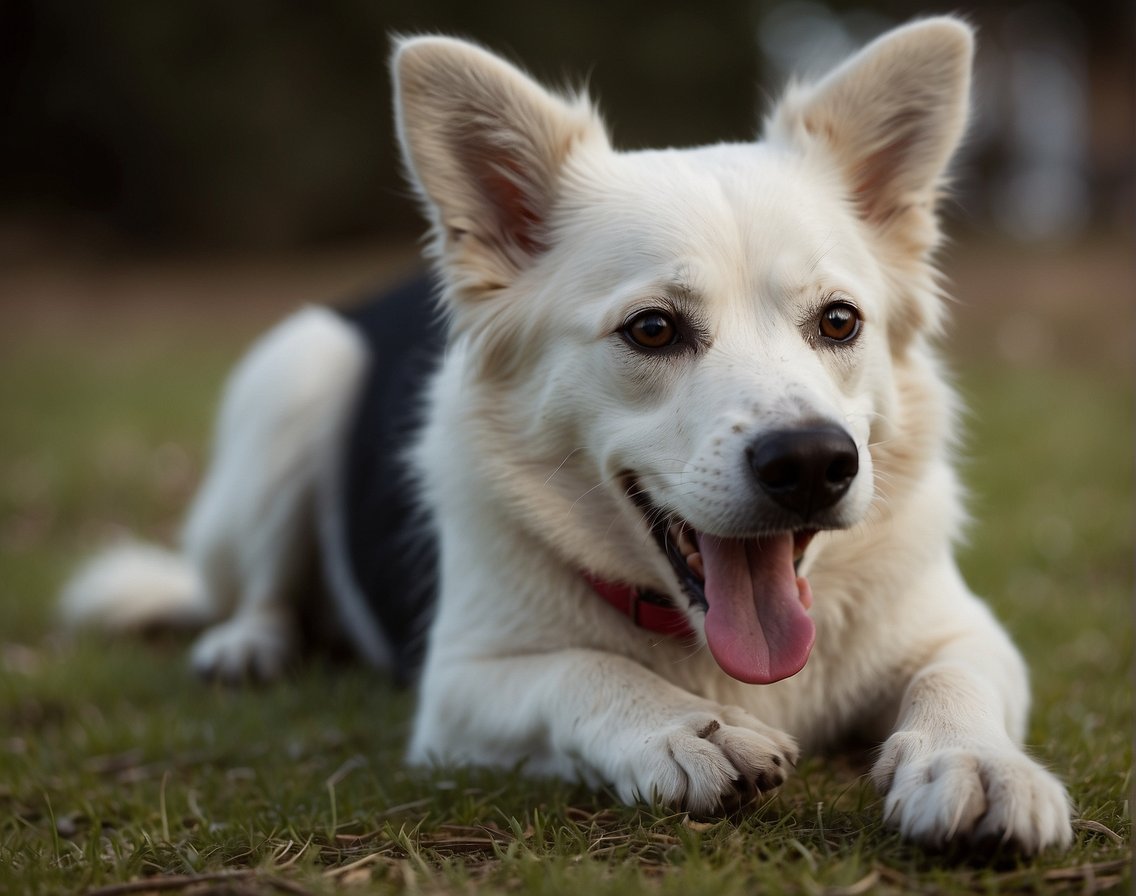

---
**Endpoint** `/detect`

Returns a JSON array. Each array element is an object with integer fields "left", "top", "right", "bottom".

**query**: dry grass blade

[
  {"left": 81, "top": 869, "right": 315, "bottom": 896},
  {"left": 1071, "top": 819, "right": 1126, "bottom": 846},
  {"left": 323, "top": 850, "right": 400, "bottom": 879},
  {"left": 818, "top": 870, "right": 881, "bottom": 896}
]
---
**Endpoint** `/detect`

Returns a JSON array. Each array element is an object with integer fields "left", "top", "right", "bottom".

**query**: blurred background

[
  {"left": 0, "top": 0, "right": 1130, "bottom": 249},
  {"left": 0, "top": 0, "right": 1131, "bottom": 633},
  {"left": 0, "top": 0, "right": 1131, "bottom": 362}
]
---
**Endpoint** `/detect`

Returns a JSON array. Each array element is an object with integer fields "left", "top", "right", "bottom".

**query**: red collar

[{"left": 584, "top": 573, "right": 695, "bottom": 638}]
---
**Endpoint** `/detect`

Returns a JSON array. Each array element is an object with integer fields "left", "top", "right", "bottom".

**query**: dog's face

[
  {"left": 396, "top": 22, "right": 971, "bottom": 683},
  {"left": 546, "top": 144, "right": 886, "bottom": 532}
]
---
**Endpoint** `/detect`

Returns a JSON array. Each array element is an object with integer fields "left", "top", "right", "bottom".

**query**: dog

[{"left": 62, "top": 17, "right": 1073, "bottom": 854}]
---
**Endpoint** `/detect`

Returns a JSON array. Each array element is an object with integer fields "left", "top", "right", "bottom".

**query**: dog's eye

[
  {"left": 818, "top": 302, "right": 861, "bottom": 343},
  {"left": 624, "top": 310, "right": 679, "bottom": 349}
]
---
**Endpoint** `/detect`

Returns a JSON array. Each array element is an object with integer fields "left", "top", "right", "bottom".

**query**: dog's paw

[
  {"left": 190, "top": 613, "right": 293, "bottom": 683},
  {"left": 613, "top": 707, "right": 798, "bottom": 814},
  {"left": 872, "top": 731, "right": 1072, "bottom": 854}
]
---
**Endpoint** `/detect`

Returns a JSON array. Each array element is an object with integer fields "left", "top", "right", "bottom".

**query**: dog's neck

[{"left": 583, "top": 573, "right": 695, "bottom": 638}]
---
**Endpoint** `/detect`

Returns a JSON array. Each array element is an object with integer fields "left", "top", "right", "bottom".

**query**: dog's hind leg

[{"left": 183, "top": 306, "right": 368, "bottom": 682}]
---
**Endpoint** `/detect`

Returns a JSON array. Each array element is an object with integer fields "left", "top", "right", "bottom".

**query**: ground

[{"left": 0, "top": 225, "right": 1130, "bottom": 894}]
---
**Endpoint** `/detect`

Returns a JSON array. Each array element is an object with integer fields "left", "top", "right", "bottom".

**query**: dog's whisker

[
  {"left": 568, "top": 479, "right": 614, "bottom": 514},
  {"left": 666, "top": 640, "right": 709, "bottom": 671},
  {"left": 544, "top": 447, "right": 588, "bottom": 484}
]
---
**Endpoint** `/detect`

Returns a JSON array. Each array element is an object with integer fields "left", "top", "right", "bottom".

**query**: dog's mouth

[
  {"left": 627, "top": 477, "right": 817, "bottom": 685},
  {"left": 658, "top": 518, "right": 816, "bottom": 605}
]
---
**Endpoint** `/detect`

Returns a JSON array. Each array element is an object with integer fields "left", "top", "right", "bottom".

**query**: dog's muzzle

[{"left": 618, "top": 422, "right": 860, "bottom": 687}]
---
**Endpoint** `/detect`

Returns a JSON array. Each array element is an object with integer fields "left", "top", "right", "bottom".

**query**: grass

[{"left": 0, "top": 277, "right": 1131, "bottom": 894}]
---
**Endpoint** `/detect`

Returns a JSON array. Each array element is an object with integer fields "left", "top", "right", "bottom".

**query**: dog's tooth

[
  {"left": 687, "top": 551, "right": 704, "bottom": 581},
  {"left": 683, "top": 529, "right": 698, "bottom": 556},
  {"left": 670, "top": 523, "right": 694, "bottom": 556}
]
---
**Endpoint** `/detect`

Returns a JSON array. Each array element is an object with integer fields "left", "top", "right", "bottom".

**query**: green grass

[{"left": 0, "top": 321, "right": 1130, "bottom": 895}]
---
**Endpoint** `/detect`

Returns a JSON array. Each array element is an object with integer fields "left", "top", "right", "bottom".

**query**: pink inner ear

[
  {"left": 853, "top": 130, "right": 919, "bottom": 224},
  {"left": 460, "top": 133, "right": 548, "bottom": 256},
  {"left": 847, "top": 107, "right": 934, "bottom": 225},
  {"left": 482, "top": 162, "right": 547, "bottom": 255}
]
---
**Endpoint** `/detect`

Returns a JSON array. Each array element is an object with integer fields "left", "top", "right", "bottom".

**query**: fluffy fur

[{"left": 62, "top": 18, "right": 1072, "bottom": 853}]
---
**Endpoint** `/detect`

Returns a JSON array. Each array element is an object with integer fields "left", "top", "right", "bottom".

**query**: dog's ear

[
  {"left": 392, "top": 36, "right": 607, "bottom": 298},
  {"left": 766, "top": 17, "right": 973, "bottom": 235}
]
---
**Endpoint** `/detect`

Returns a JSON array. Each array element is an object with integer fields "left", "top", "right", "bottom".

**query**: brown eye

[
  {"left": 625, "top": 310, "right": 678, "bottom": 349},
  {"left": 819, "top": 302, "right": 860, "bottom": 343}
]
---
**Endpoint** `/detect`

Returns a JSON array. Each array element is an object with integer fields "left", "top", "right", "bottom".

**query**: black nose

[{"left": 748, "top": 425, "right": 859, "bottom": 520}]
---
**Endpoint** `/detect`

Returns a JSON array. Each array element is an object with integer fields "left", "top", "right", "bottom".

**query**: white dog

[{"left": 63, "top": 17, "right": 1073, "bottom": 853}]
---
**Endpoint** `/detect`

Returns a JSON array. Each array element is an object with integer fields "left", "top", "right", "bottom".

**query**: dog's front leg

[
  {"left": 411, "top": 649, "right": 798, "bottom": 813},
  {"left": 872, "top": 570, "right": 1072, "bottom": 853}
]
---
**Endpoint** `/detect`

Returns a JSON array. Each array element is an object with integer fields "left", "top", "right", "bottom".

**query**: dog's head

[{"left": 394, "top": 20, "right": 973, "bottom": 684}]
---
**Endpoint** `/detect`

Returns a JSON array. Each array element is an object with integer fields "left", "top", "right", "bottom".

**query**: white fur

[
  {"left": 396, "top": 20, "right": 1071, "bottom": 853},
  {"left": 64, "top": 305, "right": 371, "bottom": 680},
  {"left": 62, "top": 19, "right": 1073, "bottom": 854},
  {"left": 60, "top": 541, "right": 210, "bottom": 631}
]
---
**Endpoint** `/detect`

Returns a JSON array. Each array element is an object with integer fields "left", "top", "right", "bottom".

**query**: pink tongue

[{"left": 700, "top": 533, "right": 816, "bottom": 684}]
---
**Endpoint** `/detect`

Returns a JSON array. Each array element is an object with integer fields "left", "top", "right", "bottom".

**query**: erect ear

[
  {"left": 392, "top": 36, "right": 607, "bottom": 298},
  {"left": 766, "top": 17, "right": 973, "bottom": 236}
]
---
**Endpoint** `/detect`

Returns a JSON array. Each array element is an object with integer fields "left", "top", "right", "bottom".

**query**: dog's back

[
  {"left": 327, "top": 275, "right": 444, "bottom": 680},
  {"left": 61, "top": 280, "right": 444, "bottom": 682}
]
